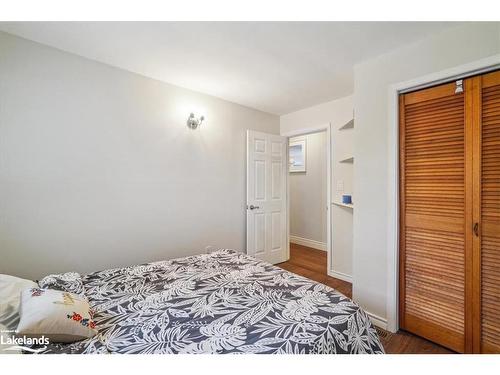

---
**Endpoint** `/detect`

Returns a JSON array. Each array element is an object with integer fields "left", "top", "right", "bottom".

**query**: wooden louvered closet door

[
  {"left": 399, "top": 81, "right": 470, "bottom": 353},
  {"left": 400, "top": 71, "right": 500, "bottom": 354},
  {"left": 478, "top": 70, "right": 500, "bottom": 354}
]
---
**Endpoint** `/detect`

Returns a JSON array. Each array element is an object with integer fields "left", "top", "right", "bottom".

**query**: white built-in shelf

[
  {"left": 339, "top": 156, "right": 354, "bottom": 163},
  {"left": 338, "top": 119, "right": 354, "bottom": 131},
  {"left": 332, "top": 201, "right": 354, "bottom": 209}
]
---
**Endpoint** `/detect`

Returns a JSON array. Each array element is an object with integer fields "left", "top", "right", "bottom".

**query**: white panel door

[{"left": 246, "top": 130, "right": 288, "bottom": 264}]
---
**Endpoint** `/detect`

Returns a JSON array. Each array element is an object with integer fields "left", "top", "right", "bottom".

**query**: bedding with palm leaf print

[{"left": 35, "top": 249, "right": 384, "bottom": 354}]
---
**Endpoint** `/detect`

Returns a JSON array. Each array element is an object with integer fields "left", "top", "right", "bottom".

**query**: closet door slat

[
  {"left": 400, "top": 82, "right": 467, "bottom": 353},
  {"left": 480, "top": 70, "right": 500, "bottom": 354}
]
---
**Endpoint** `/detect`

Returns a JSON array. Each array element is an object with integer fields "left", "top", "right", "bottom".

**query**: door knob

[{"left": 248, "top": 205, "right": 260, "bottom": 210}]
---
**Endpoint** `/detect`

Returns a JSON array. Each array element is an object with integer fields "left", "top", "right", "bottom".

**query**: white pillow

[
  {"left": 17, "top": 288, "right": 97, "bottom": 343},
  {"left": 0, "top": 274, "right": 37, "bottom": 331},
  {"left": 0, "top": 323, "right": 21, "bottom": 354}
]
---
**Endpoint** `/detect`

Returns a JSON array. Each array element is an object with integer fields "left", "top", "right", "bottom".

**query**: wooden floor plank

[{"left": 276, "top": 243, "right": 454, "bottom": 354}]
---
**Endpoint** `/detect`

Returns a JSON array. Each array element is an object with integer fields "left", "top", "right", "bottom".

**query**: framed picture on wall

[{"left": 289, "top": 137, "right": 306, "bottom": 172}]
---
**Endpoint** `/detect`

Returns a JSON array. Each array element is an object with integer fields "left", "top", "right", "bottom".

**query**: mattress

[{"left": 35, "top": 249, "right": 384, "bottom": 354}]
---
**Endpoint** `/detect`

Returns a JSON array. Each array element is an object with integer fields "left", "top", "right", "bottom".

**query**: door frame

[
  {"left": 281, "top": 123, "right": 332, "bottom": 272},
  {"left": 386, "top": 54, "right": 500, "bottom": 333}
]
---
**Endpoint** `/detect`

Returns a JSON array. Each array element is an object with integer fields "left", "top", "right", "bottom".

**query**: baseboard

[
  {"left": 290, "top": 235, "right": 326, "bottom": 251},
  {"left": 366, "top": 311, "right": 388, "bottom": 331},
  {"left": 326, "top": 270, "right": 388, "bottom": 331},
  {"left": 327, "top": 269, "right": 352, "bottom": 283}
]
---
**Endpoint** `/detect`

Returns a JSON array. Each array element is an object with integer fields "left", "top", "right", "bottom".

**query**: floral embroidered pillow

[{"left": 16, "top": 288, "right": 97, "bottom": 343}]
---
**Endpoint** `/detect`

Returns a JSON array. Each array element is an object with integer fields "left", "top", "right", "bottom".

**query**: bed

[{"left": 34, "top": 249, "right": 384, "bottom": 354}]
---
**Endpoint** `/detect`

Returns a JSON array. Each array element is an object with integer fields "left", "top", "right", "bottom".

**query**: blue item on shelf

[{"left": 342, "top": 195, "right": 352, "bottom": 204}]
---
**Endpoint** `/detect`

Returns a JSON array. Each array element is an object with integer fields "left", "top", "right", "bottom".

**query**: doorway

[
  {"left": 277, "top": 126, "right": 352, "bottom": 297},
  {"left": 288, "top": 131, "right": 328, "bottom": 267}
]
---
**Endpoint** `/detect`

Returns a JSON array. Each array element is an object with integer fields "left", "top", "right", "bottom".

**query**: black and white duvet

[{"left": 36, "top": 250, "right": 384, "bottom": 354}]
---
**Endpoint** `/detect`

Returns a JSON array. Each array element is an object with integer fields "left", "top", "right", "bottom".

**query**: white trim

[
  {"left": 386, "top": 54, "right": 500, "bottom": 334},
  {"left": 286, "top": 139, "right": 290, "bottom": 261},
  {"left": 326, "top": 123, "right": 332, "bottom": 280},
  {"left": 366, "top": 311, "right": 388, "bottom": 331},
  {"left": 328, "top": 269, "right": 352, "bottom": 283},
  {"left": 290, "top": 235, "right": 326, "bottom": 251},
  {"left": 281, "top": 124, "right": 330, "bottom": 138}
]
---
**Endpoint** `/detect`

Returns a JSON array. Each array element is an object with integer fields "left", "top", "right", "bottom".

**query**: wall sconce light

[{"left": 187, "top": 113, "right": 205, "bottom": 129}]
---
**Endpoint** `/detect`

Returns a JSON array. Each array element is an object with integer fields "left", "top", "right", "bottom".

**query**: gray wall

[
  {"left": 353, "top": 22, "right": 500, "bottom": 323},
  {"left": 289, "top": 132, "right": 327, "bottom": 245},
  {"left": 0, "top": 32, "right": 280, "bottom": 280}
]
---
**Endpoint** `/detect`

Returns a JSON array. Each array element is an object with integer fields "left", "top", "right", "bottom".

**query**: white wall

[
  {"left": 281, "top": 96, "right": 354, "bottom": 278},
  {"left": 0, "top": 32, "right": 280, "bottom": 280},
  {"left": 353, "top": 23, "right": 500, "bottom": 326},
  {"left": 280, "top": 96, "right": 353, "bottom": 136},
  {"left": 289, "top": 132, "right": 327, "bottom": 247}
]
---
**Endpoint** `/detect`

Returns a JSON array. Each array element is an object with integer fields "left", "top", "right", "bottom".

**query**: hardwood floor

[
  {"left": 276, "top": 243, "right": 454, "bottom": 354},
  {"left": 277, "top": 243, "right": 353, "bottom": 297}
]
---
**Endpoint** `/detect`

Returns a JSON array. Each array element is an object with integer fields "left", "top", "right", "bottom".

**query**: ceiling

[{"left": 0, "top": 22, "right": 464, "bottom": 115}]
